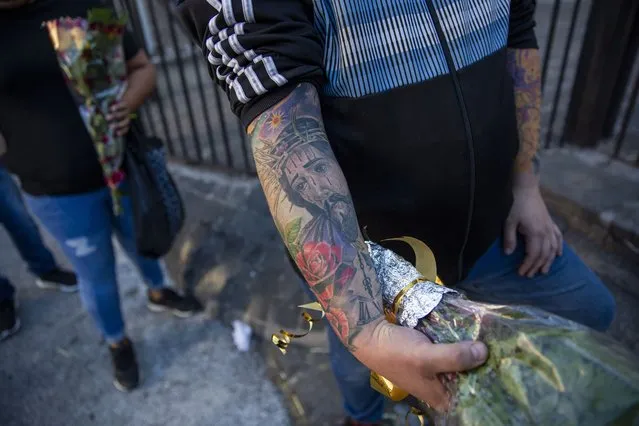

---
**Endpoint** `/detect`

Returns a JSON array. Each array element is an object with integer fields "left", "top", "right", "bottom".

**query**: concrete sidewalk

[{"left": 0, "top": 221, "right": 290, "bottom": 425}]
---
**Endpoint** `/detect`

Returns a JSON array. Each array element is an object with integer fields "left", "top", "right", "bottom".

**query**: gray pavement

[{"left": 0, "top": 223, "right": 290, "bottom": 426}]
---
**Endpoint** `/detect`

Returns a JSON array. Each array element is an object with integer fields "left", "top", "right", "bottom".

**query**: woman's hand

[
  {"left": 107, "top": 100, "right": 132, "bottom": 137},
  {"left": 105, "top": 49, "right": 156, "bottom": 137}
]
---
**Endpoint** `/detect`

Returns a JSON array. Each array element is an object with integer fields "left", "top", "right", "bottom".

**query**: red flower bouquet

[{"left": 45, "top": 8, "right": 128, "bottom": 213}]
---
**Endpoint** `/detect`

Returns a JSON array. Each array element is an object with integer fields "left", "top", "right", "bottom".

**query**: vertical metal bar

[
  {"left": 120, "top": 0, "right": 174, "bottom": 153},
  {"left": 244, "top": 133, "right": 255, "bottom": 173},
  {"left": 147, "top": 1, "right": 189, "bottom": 157},
  {"left": 190, "top": 48, "right": 218, "bottom": 163},
  {"left": 545, "top": 0, "right": 582, "bottom": 148},
  {"left": 134, "top": 0, "right": 156, "bottom": 54},
  {"left": 165, "top": 4, "right": 203, "bottom": 162},
  {"left": 213, "top": 88, "right": 234, "bottom": 167},
  {"left": 138, "top": 104, "right": 152, "bottom": 132},
  {"left": 560, "top": 0, "right": 598, "bottom": 145},
  {"left": 541, "top": 0, "right": 561, "bottom": 92},
  {"left": 237, "top": 119, "right": 251, "bottom": 171},
  {"left": 602, "top": 14, "right": 639, "bottom": 138},
  {"left": 562, "top": 0, "right": 639, "bottom": 147},
  {"left": 152, "top": 92, "right": 176, "bottom": 156},
  {"left": 131, "top": 0, "right": 175, "bottom": 154},
  {"left": 120, "top": 0, "right": 145, "bottom": 46},
  {"left": 613, "top": 71, "right": 639, "bottom": 159}
]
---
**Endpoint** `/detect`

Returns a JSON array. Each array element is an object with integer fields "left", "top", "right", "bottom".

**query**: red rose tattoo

[
  {"left": 296, "top": 242, "right": 355, "bottom": 308},
  {"left": 326, "top": 309, "right": 350, "bottom": 342},
  {"left": 296, "top": 241, "right": 341, "bottom": 285}
]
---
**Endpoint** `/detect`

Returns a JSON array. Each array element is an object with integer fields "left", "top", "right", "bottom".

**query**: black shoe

[
  {"left": 0, "top": 297, "right": 21, "bottom": 342},
  {"left": 147, "top": 288, "right": 202, "bottom": 318},
  {"left": 36, "top": 268, "right": 78, "bottom": 293},
  {"left": 109, "top": 337, "right": 139, "bottom": 392}
]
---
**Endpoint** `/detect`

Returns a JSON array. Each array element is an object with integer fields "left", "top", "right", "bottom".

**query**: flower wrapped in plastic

[
  {"left": 45, "top": 8, "right": 128, "bottom": 213},
  {"left": 366, "top": 239, "right": 639, "bottom": 426}
]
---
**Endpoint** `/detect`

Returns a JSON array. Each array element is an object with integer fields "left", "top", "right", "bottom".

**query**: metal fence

[
  {"left": 113, "top": 0, "right": 253, "bottom": 173},
  {"left": 115, "top": 0, "right": 639, "bottom": 171},
  {"left": 545, "top": 0, "right": 639, "bottom": 166}
]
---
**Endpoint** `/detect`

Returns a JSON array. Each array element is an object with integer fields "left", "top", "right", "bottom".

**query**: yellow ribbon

[
  {"left": 271, "top": 306, "right": 325, "bottom": 355},
  {"left": 384, "top": 275, "right": 427, "bottom": 324},
  {"left": 405, "top": 407, "right": 427, "bottom": 426}
]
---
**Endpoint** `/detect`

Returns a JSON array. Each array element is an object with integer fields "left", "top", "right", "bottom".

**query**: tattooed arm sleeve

[
  {"left": 508, "top": 0, "right": 541, "bottom": 174},
  {"left": 506, "top": 48, "right": 541, "bottom": 174},
  {"left": 249, "top": 83, "right": 384, "bottom": 349},
  {"left": 175, "top": 1, "right": 383, "bottom": 348}
]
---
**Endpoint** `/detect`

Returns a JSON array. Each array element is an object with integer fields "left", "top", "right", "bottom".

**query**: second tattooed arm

[
  {"left": 506, "top": 48, "right": 541, "bottom": 176},
  {"left": 248, "top": 83, "right": 383, "bottom": 349},
  {"left": 504, "top": 45, "right": 563, "bottom": 275}
]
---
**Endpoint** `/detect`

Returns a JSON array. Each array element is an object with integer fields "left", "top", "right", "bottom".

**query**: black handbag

[{"left": 125, "top": 126, "right": 185, "bottom": 258}]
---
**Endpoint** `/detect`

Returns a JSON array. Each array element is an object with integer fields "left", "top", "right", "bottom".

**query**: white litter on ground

[{"left": 232, "top": 320, "right": 252, "bottom": 352}]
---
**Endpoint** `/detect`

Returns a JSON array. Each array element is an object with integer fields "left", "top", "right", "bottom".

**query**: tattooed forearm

[
  {"left": 506, "top": 48, "right": 542, "bottom": 174},
  {"left": 248, "top": 83, "right": 384, "bottom": 349}
]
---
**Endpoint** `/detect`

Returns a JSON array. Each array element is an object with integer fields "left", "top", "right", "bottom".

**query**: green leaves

[
  {"left": 415, "top": 299, "right": 639, "bottom": 425},
  {"left": 284, "top": 217, "right": 302, "bottom": 255},
  {"left": 87, "top": 8, "right": 127, "bottom": 26},
  {"left": 282, "top": 217, "right": 302, "bottom": 259}
]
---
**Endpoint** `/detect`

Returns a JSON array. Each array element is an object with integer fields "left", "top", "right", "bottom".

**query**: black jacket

[{"left": 176, "top": 0, "right": 538, "bottom": 284}]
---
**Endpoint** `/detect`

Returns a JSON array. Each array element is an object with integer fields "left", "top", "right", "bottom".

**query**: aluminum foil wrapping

[{"left": 366, "top": 242, "right": 457, "bottom": 328}]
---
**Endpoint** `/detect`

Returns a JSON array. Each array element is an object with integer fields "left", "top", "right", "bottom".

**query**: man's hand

[
  {"left": 504, "top": 173, "right": 563, "bottom": 277},
  {"left": 107, "top": 100, "right": 131, "bottom": 137},
  {"left": 354, "top": 319, "right": 488, "bottom": 412}
]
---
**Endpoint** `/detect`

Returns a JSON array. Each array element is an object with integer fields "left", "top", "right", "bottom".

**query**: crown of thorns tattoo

[{"left": 260, "top": 115, "right": 326, "bottom": 175}]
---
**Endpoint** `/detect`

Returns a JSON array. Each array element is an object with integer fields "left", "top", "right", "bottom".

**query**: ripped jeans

[
  {"left": 24, "top": 182, "right": 166, "bottom": 343},
  {"left": 299, "top": 237, "right": 616, "bottom": 423}
]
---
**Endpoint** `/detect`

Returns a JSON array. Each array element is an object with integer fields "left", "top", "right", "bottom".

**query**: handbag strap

[{"left": 127, "top": 118, "right": 146, "bottom": 149}]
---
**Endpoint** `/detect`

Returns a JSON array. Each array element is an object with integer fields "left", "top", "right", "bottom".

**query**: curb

[
  {"left": 541, "top": 186, "right": 639, "bottom": 258},
  {"left": 541, "top": 185, "right": 639, "bottom": 298}
]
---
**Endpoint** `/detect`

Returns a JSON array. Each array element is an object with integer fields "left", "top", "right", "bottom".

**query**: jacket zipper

[{"left": 424, "top": 0, "right": 476, "bottom": 282}]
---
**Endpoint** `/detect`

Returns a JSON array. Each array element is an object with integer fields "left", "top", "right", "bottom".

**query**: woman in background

[{"left": 0, "top": 0, "right": 200, "bottom": 391}]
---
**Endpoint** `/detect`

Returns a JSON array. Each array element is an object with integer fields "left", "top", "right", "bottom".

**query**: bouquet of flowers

[
  {"left": 366, "top": 239, "right": 639, "bottom": 426},
  {"left": 45, "top": 8, "right": 128, "bottom": 213}
]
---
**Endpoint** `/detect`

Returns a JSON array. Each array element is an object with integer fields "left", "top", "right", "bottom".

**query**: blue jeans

[
  {"left": 324, "top": 238, "right": 616, "bottom": 423},
  {"left": 0, "top": 166, "right": 58, "bottom": 301},
  {"left": 24, "top": 183, "right": 166, "bottom": 343}
]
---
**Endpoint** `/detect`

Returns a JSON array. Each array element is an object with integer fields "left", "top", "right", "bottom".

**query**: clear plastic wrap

[{"left": 367, "top": 242, "right": 639, "bottom": 426}]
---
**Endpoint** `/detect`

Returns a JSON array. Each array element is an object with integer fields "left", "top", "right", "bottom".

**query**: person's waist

[{"left": 19, "top": 175, "right": 105, "bottom": 197}]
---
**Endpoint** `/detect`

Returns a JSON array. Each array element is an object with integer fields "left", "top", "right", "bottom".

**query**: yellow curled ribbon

[
  {"left": 271, "top": 303, "right": 325, "bottom": 355},
  {"left": 405, "top": 407, "right": 427, "bottom": 426}
]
